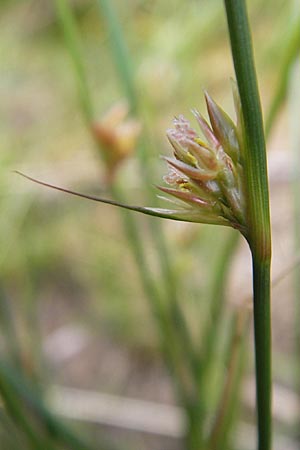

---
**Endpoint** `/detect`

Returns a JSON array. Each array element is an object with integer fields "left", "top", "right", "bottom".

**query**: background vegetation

[{"left": 0, "top": 0, "right": 299, "bottom": 449}]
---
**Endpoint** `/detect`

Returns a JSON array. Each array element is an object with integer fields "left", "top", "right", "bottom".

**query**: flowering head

[{"left": 158, "top": 84, "right": 247, "bottom": 235}]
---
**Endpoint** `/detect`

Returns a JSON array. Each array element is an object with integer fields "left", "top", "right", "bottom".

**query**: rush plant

[{"left": 17, "top": 1, "right": 272, "bottom": 449}]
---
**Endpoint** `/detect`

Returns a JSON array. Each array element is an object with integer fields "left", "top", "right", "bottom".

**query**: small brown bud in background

[{"left": 92, "top": 101, "right": 141, "bottom": 183}]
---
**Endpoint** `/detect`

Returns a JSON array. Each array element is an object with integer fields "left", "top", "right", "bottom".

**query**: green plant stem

[
  {"left": 0, "top": 409, "right": 28, "bottom": 450},
  {"left": 209, "top": 307, "right": 250, "bottom": 450},
  {"left": 61, "top": 0, "right": 198, "bottom": 395},
  {"left": 265, "top": 7, "right": 300, "bottom": 136},
  {"left": 185, "top": 406, "right": 205, "bottom": 450},
  {"left": 55, "top": 0, "right": 94, "bottom": 122},
  {"left": 200, "top": 231, "right": 239, "bottom": 375},
  {"left": 110, "top": 185, "right": 193, "bottom": 403},
  {"left": 224, "top": 2, "right": 272, "bottom": 450},
  {"left": 96, "top": 0, "right": 137, "bottom": 112},
  {"left": 55, "top": 0, "right": 198, "bottom": 407},
  {"left": 151, "top": 219, "right": 199, "bottom": 380},
  {"left": 195, "top": 230, "right": 239, "bottom": 435},
  {"left": 192, "top": 8, "right": 300, "bottom": 382},
  {"left": 202, "top": 0, "right": 294, "bottom": 443},
  {"left": 252, "top": 258, "right": 272, "bottom": 449},
  {"left": 96, "top": 0, "right": 198, "bottom": 383},
  {"left": 0, "top": 374, "right": 49, "bottom": 450},
  {"left": 0, "top": 286, "right": 22, "bottom": 367},
  {"left": 95, "top": 0, "right": 203, "bottom": 438},
  {"left": 205, "top": 4, "right": 300, "bottom": 433},
  {"left": 0, "top": 366, "right": 58, "bottom": 450},
  {"left": 224, "top": 1, "right": 271, "bottom": 256},
  {"left": 0, "top": 362, "right": 99, "bottom": 450}
]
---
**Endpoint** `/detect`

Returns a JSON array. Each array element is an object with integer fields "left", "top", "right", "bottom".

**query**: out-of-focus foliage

[{"left": 0, "top": 1, "right": 298, "bottom": 449}]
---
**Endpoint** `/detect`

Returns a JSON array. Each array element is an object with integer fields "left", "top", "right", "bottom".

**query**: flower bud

[
  {"left": 92, "top": 101, "right": 141, "bottom": 182},
  {"left": 159, "top": 84, "right": 247, "bottom": 234}
]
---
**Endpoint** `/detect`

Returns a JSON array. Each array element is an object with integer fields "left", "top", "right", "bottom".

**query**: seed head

[{"left": 158, "top": 84, "right": 246, "bottom": 234}]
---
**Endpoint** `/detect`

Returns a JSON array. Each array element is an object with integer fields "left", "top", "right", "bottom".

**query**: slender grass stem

[
  {"left": 209, "top": 307, "right": 250, "bottom": 450},
  {"left": 205, "top": 6, "right": 300, "bottom": 439},
  {"left": 55, "top": 0, "right": 94, "bottom": 122},
  {"left": 95, "top": 0, "right": 138, "bottom": 112},
  {"left": 94, "top": 0, "right": 199, "bottom": 397},
  {"left": 0, "top": 373, "right": 49, "bottom": 450},
  {"left": 150, "top": 220, "right": 200, "bottom": 381},
  {"left": 95, "top": 0, "right": 199, "bottom": 384},
  {"left": 110, "top": 185, "right": 194, "bottom": 402},
  {"left": 0, "top": 362, "right": 101, "bottom": 450},
  {"left": 200, "top": 230, "right": 239, "bottom": 375},
  {"left": 55, "top": 0, "right": 198, "bottom": 408},
  {"left": 224, "top": 2, "right": 272, "bottom": 450},
  {"left": 0, "top": 287, "right": 22, "bottom": 367},
  {"left": 196, "top": 230, "right": 239, "bottom": 433}
]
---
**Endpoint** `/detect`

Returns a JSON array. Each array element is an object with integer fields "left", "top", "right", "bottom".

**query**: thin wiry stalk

[
  {"left": 251, "top": 259, "right": 271, "bottom": 450},
  {"left": 194, "top": 230, "right": 240, "bottom": 441},
  {"left": 96, "top": 0, "right": 199, "bottom": 391},
  {"left": 55, "top": 0, "right": 199, "bottom": 408},
  {"left": 200, "top": 39, "right": 300, "bottom": 442},
  {"left": 199, "top": 230, "right": 239, "bottom": 376},
  {"left": 109, "top": 183, "right": 196, "bottom": 403},
  {"left": 0, "top": 410, "right": 29, "bottom": 450},
  {"left": 95, "top": 0, "right": 138, "bottom": 113},
  {"left": 0, "top": 288, "right": 22, "bottom": 368},
  {"left": 208, "top": 307, "right": 250, "bottom": 450},
  {"left": 206, "top": 6, "right": 300, "bottom": 441},
  {"left": 199, "top": 1, "right": 295, "bottom": 444},
  {"left": 55, "top": 0, "right": 94, "bottom": 123},
  {"left": 0, "top": 362, "right": 101, "bottom": 450},
  {"left": 0, "top": 375, "right": 48, "bottom": 450},
  {"left": 224, "top": 3, "right": 272, "bottom": 450}
]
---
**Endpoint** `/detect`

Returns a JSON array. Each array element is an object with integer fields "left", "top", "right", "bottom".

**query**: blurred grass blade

[
  {"left": 198, "top": 230, "right": 239, "bottom": 377},
  {"left": 265, "top": 6, "right": 300, "bottom": 137},
  {"left": 95, "top": 1, "right": 201, "bottom": 401},
  {"left": 55, "top": 0, "right": 94, "bottom": 122},
  {"left": 54, "top": 0, "right": 200, "bottom": 409},
  {"left": 0, "top": 288, "right": 22, "bottom": 368},
  {"left": 0, "top": 366, "right": 49, "bottom": 450},
  {"left": 0, "top": 361, "right": 119, "bottom": 450},
  {"left": 208, "top": 307, "right": 250, "bottom": 450},
  {"left": 96, "top": 0, "right": 137, "bottom": 112}
]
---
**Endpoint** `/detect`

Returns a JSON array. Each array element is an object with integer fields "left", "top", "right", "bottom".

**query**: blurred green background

[{"left": 0, "top": 0, "right": 299, "bottom": 449}]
